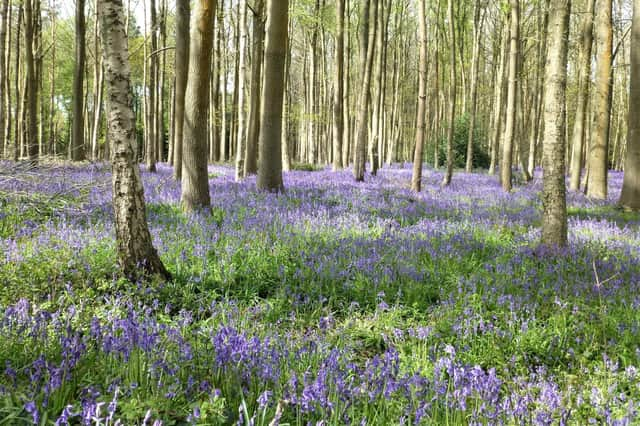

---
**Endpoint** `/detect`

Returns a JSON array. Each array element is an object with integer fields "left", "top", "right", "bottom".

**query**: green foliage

[{"left": 426, "top": 114, "right": 490, "bottom": 170}]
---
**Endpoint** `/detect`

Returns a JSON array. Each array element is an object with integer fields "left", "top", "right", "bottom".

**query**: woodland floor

[{"left": 0, "top": 161, "right": 639, "bottom": 425}]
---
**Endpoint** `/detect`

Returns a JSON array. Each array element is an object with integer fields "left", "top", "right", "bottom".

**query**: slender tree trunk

[
  {"left": 257, "top": 0, "right": 288, "bottom": 192},
  {"left": 442, "top": 0, "right": 456, "bottom": 186},
  {"left": 353, "top": 0, "right": 377, "bottom": 182},
  {"left": 146, "top": 0, "right": 158, "bottom": 172},
  {"left": 465, "top": 2, "right": 481, "bottom": 173},
  {"left": 173, "top": 0, "right": 189, "bottom": 180},
  {"left": 234, "top": 0, "right": 247, "bottom": 181},
  {"left": 71, "top": 0, "right": 86, "bottom": 161},
  {"left": 332, "top": 0, "right": 345, "bottom": 171},
  {"left": 569, "top": 0, "right": 595, "bottom": 191},
  {"left": 24, "top": 0, "right": 37, "bottom": 163},
  {"left": 0, "top": 0, "right": 7, "bottom": 158},
  {"left": 501, "top": 0, "right": 519, "bottom": 191},
  {"left": 541, "top": 0, "right": 571, "bottom": 246},
  {"left": 245, "top": 0, "right": 264, "bottom": 175},
  {"left": 98, "top": 0, "right": 170, "bottom": 280},
  {"left": 181, "top": 0, "right": 216, "bottom": 211},
  {"left": 619, "top": 0, "right": 640, "bottom": 210},
  {"left": 586, "top": 0, "right": 613, "bottom": 199},
  {"left": 411, "top": 0, "right": 427, "bottom": 192}
]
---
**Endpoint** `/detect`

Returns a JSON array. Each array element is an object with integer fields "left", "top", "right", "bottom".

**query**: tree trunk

[
  {"left": 619, "top": 0, "right": 640, "bottom": 210},
  {"left": 98, "top": 0, "right": 170, "bottom": 280},
  {"left": 71, "top": 0, "right": 86, "bottom": 161},
  {"left": 586, "top": 0, "right": 613, "bottom": 199},
  {"left": 490, "top": 20, "right": 508, "bottom": 175},
  {"left": 569, "top": 0, "right": 595, "bottom": 191},
  {"left": 353, "top": 0, "right": 377, "bottom": 182},
  {"left": 501, "top": 0, "right": 519, "bottom": 191},
  {"left": 411, "top": 0, "right": 427, "bottom": 192},
  {"left": 234, "top": 0, "right": 247, "bottom": 181},
  {"left": 332, "top": 0, "right": 345, "bottom": 171},
  {"left": 245, "top": 0, "right": 265, "bottom": 175},
  {"left": 541, "top": 0, "right": 571, "bottom": 247},
  {"left": 465, "top": 1, "right": 482, "bottom": 173},
  {"left": 0, "top": 0, "right": 7, "bottom": 158},
  {"left": 24, "top": 0, "right": 37, "bottom": 163},
  {"left": 442, "top": 0, "right": 456, "bottom": 186},
  {"left": 173, "top": 0, "right": 189, "bottom": 180},
  {"left": 181, "top": 0, "right": 216, "bottom": 211},
  {"left": 257, "top": 0, "right": 287, "bottom": 191}
]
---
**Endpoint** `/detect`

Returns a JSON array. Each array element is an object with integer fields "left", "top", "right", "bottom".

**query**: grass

[{"left": 0, "top": 163, "right": 638, "bottom": 425}]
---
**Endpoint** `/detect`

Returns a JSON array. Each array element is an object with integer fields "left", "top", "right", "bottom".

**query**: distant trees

[{"left": 99, "top": 0, "right": 170, "bottom": 280}]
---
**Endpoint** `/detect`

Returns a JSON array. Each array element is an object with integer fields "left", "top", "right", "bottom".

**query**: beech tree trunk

[
  {"left": 173, "top": 0, "right": 189, "bottom": 181},
  {"left": 245, "top": 0, "right": 265, "bottom": 176},
  {"left": 353, "top": 0, "right": 377, "bottom": 182},
  {"left": 586, "top": 0, "right": 613, "bottom": 199},
  {"left": 332, "top": 0, "right": 345, "bottom": 171},
  {"left": 619, "top": 0, "right": 640, "bottom": 211},
  {"left": 181, "top": 0, "right": 216, "bottom": 211},
  {"left": 24, "top": 0, "right": 37, "bottom": 163},
  {"left": 569, "top": 0, "right": 595, "bottom": 191},
  {"left": 442, "top": 0, "right": 456, "bottom": 186},
  {"left": 98, "top": 0, "right": 170, "bottom": 280},
  {"left": 541, "top": 0, "right": 571, "bottom": 247},
  {"left": 411, "top": 0, "right": 427, "bottom": 193},
  {"left": 257, "top": 0, "right": 288, "bottom": 192},
  {"left": 501, "top": 0, "right": 519, "bottom": 191}
]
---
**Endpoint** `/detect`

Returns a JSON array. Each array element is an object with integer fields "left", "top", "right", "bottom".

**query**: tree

[
  {"left": 465, "top": 0, "right": 482, "bottom": 173},
  {"left": 181, "top": 0, "right": 216, "bottom": 212},
  {"left": 257, "top": 0, "right": 288, "bottom": 192},
  {"left": 0, "top": 0, "right": 8, "bottom": 158},
  {"left": 173, "top": 0, "right": 189, "bottom": 181},
  {"left": 569, "top": 0, "right": 595, "bottom": 191},
  {"left": 71, "top": 0, "right": 86, "bottom": 161},
  {"left": 332, "top": 0, "right": 345, "bottom": 171},
  {"left": 245, "top": 0, "right": 265, "bottom": 176},
  {"left": 98, "top": 0, "right": 170, "bottom": 280},
  {"left": 586, "top": 0, "right": 613, "bottom": 199},
  {"left": 24, "top": 0, "right": 38, "bottom": 163},
  {"left": 442, "top": 0, "right": 456, "bottom": 186},
  {"left": 353, "top": 0, "right": 377, "bottom": 182},
  {"left": 619, "top": 0, "right": 640, "bottom": 211},
  {"left": 411, "top": 0, "right": 427, "bottom": 193},
  {"left": 501, "top": 0, "right": 520, "bottom": 191},
  {"left": 541, "top": 0, "right": 571, "bottom": 247},
  {"left": 234, "top": 0, "right": 247, "bottom": 181}
]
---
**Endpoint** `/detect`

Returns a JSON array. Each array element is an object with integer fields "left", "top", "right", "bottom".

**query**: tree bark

[
  {"left": 181, "top": 0, "right": 216, "bottom": 211},
  {"left": 98, "top": 0, "right": 170, "bottom": 280},
  {"left": 586, "top": 0, "right": 613, "bottom": 199},
  {"left": 619, "top": 0, "right": 640, "bottom": 210},
  {"left": 569, "top": 0, "right": 595, "bottom": 191},
  {"left": 353, "top": 0, "right": 377, "bottom": 182},
  {"left": 442, "top": 0, "right": 456, "bottom": 186},
  {"left": 173, "top": 0, "right": 189, "bottom": 180},
  {"left": 411, "top": 0, "right": 427, "bottom": 192},
  {"left": 257, "top": 0, "right": 288, "bottom": 192},
  {"left": 541, "top": 0, "right": 571, "bottom": 247},
  {"left": 501, "top": 0, "right": 519, "bottom": 191},
  {"left": 234, "top": 0, "right": 247, "bottom": 181},
  {"left": 465, "top": 1, "right": 482, "bottom": 173},
  {"left": 245, "top": 0, "right": 265, "bottom": 175},
  {"left": 332, "top": 0, "right": 345, "bottom": 171},
  {"left": 24, "top": 0, "right": 37, "bottom": 163}
]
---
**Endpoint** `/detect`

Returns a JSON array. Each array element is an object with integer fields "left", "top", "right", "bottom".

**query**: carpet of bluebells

[{"left": 0, "top": 161, "right": 639, "bottom": 425}]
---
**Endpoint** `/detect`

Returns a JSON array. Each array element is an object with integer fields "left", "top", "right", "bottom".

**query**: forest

[{"left": 0, "top": 0, "right": 639, "bottom": 424}]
